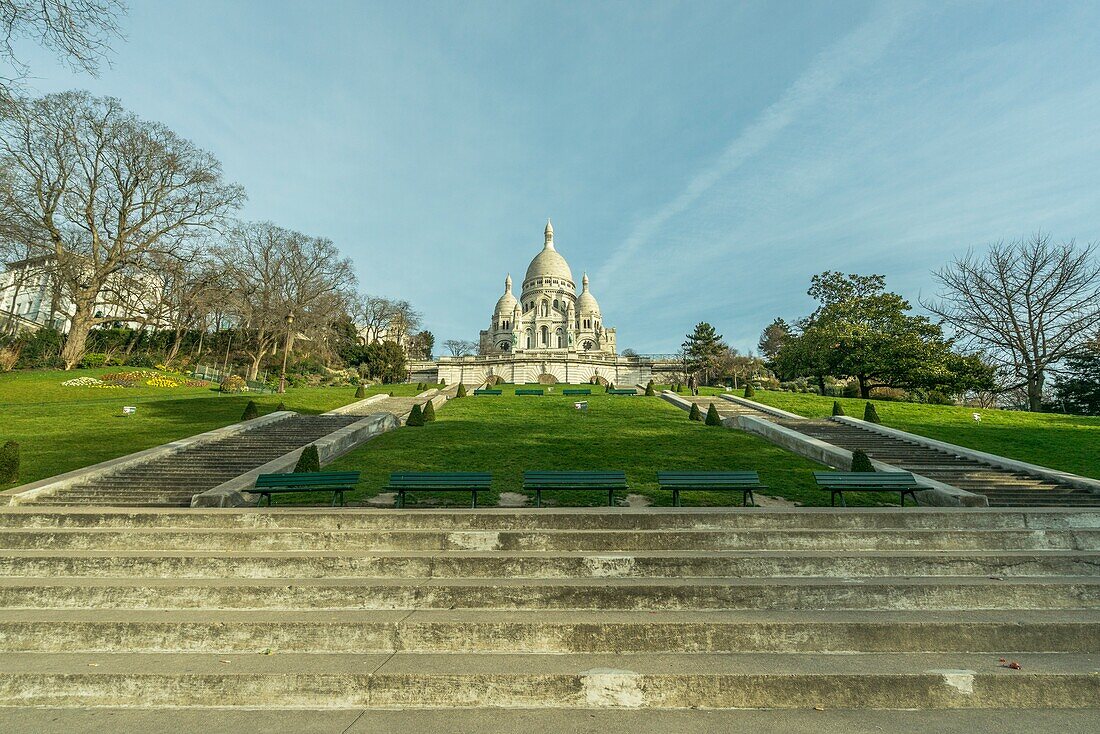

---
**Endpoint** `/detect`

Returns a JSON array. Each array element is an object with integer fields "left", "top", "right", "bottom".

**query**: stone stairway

[
  {"left": 0, "top": 506, "right": 1096, "bottom": 716},
  {"left": 782, "top": 419, "right": 1099, "bottom": 508},
  {"left": 680, "top": 394, "right": 772, "bottom": 420}
]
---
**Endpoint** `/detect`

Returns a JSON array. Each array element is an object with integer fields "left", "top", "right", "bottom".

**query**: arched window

[
  {"left": 525, "top": 329, "right": 533, "bottom": 348},
  {"left": 555, "top": 328, "right": 564, "bottom": 348},
  {"left": 553, "top": 299, "right": 559, "bottom": 310},
  {"left": 540, "top": 325, "right": 549, "bottom": 346}
]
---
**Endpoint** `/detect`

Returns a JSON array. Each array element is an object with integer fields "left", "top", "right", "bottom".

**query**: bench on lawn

[
  {"left": 516, "top": 388, "right": 544, "bottom": 395},
  {"left": 473, "top": 388, "right": 502, "bottom": 395},
  {"left": 656, "top": 471, "right": 765, "bottom": 507},
  {"left": 813, "top": 471, "right": 922, "bottom": 507},
  {"left": 562, "top": 388, "right": 591, "bottom": 395},
  {"left": 608, "top": 388, "right": 637, "bottom": 395},
  {"left": 384, "top": 472, "right": 493, "bottom": 508},
  {"left": 252, "top": 471, "right": 361, "bottom": 507},
  {"left": 523, "top": 470, "right": 629, "bottom": 507}
]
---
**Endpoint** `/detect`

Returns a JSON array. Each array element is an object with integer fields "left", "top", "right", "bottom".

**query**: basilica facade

[{"left": 478, "top": 219, "right": 616, "bottom": 356}]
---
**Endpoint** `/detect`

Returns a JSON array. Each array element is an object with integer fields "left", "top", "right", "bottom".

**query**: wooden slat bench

[
  {"left": 656, "top": 471, "right": 765, "bottom": 507},
  {"left": 562, "top": 388, "right": 592, "bottom": 395},
  {"left": 813, "top": 471, "right": 922, "bottom": 507},
  {"left": 473, "top": 389, "right": 502, "bottom": 395},
  {"left": 516, "top": 388, "right": 544, "bottom": 395},
  {"left": 523, "top": 470, "right": 629, "bottom": 507},
  {"left": 384, "top": 472, "right": 493, "bottom": 508},
  {"left": 252, "top": 471, "right": 361, "bottom": 507},
  {"left": 608, "top": 388, "right": 637, "bottom": 395}
]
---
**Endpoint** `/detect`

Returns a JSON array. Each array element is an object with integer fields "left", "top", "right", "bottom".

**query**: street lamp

[{"left": 279, "top": 313, "right": 294, "bottom": 394}]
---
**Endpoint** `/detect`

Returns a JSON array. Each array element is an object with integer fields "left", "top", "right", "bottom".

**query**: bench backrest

[
  {"left": 388, "top": 472, "right": 492, "bottom": 487},
  {"left": 516, "top": 389, "right": 544, "bottom": 395},
  {"left": 524, "top": 470, "right": 627, "bottom": 486},
  {"left": 474, "top": 389, "right": 502, "bottom": 395},
  {"left": 608, "top": 389, "right": 636, "bottom": 394},
  {"left": 657, "top": 471, "right": 761, "bottom": 485},
  {"left": 255, "top": 471, "right": 360, "bottom": 488},
  {"left": 813, "top": 471, "right": 917, "bottom": 487},
  {"left": 562, "top": 389, "right": 591, "bottom": 395}
]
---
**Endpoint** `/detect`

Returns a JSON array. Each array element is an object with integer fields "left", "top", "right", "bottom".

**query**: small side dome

[
  {"left": 494, "top": 273, "right": 518, "bottom": 314},
  {"left": 577, "top": 272, "right": 600, "bottom": 314}
]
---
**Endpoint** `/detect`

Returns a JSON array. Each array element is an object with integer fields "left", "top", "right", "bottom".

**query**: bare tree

[
  {"left": 0, "top": 0, "right": 125, "bottom": 94},
  {"left": 354, "top": 295, "right": 421, "bottom": 346},
  {"left": 924, "top": 233, "right": 1100, "bottom": 411},
  {"left": 0, "top": 91, "right": 244, "bottom": 367},
  {"left": 443, "top": 339, "right": 477, "bottom": 357}
]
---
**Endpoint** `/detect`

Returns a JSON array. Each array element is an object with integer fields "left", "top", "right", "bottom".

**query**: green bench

[
  {"left": 384, "top": 471, "right": 493, "bottom": 508},
  {"left": 473, "top": 389, "right": 502, "bottom": 395},
  {"left": 523, "top": 470, "right": 629, "bottom": 507},
  {"left": 813, "top": 471, "right": 922, "bottom": 507},
  {"left": 252, "top": 471, "right": 361, "bottom": 507},
  {"left": 656, "top": 471, "right": 765, "bottom": 507},
  {"left": 608, "top": 388, "right": 636, "bottom": 395},
  {"left": 562, "top": 388, "right": 592, "bottom": 396},
  {"left": 516, "top": 388, "right": 544, "bottom": 395}
]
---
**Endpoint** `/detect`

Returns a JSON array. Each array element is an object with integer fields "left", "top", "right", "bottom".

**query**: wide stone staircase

[
  {"left": 0, "top": 506, "right": 1096, "bottom": 719},
  {"left": 783, "top": 419, "right": 1100, "bottom": 507}
]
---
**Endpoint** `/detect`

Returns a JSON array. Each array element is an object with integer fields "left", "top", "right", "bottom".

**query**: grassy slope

[
  {"left": 748, "top": 390, "right": 1100, "bottom": 479},
  {"left": 317, "top": 389, "right": 881, "bottom": 508},
  {"left": 0, "top": 369, "right": 407, "bottom": 488}
]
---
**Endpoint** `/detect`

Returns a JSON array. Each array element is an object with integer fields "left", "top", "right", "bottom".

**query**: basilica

[{"left": 478, "top": 219, "right": 617, "bottom": 356}]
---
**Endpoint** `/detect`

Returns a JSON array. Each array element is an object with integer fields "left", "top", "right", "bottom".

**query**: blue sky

[{"left": 13, "top": 1, "right": 1100, "bottom": 353}]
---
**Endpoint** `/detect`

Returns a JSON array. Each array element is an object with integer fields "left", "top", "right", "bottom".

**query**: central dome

[{"left": 523, "top": 219, "right": 574, "bottom": 286}]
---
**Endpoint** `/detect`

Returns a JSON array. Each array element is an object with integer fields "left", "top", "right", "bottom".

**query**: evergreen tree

[
  {"left": 644, "top": 380, "right": 655, "bottom": 396},
  {"left": 850, "top": 449, "right": 875, "bottom": 472},
  {"left": 275, "top": 402, "right": 287, "bottom": 412},
  {"left": 355, "top": 384, "right": 366, "bottom": 399},
  {"left": 294, "top": 444, "right": 321, "bottom": 473},
  {"left": 0, "top": 440, "right": 19, "bottom": 483},
  {"left": 864, "top": 402, "right": 881, "bottom": 423},
  {"left": 744, "top": 384, "right": 755, "bottom": 398},
  {"left": 689, "top": 403, "right": 703, "bottom": 421},
  {"left": 832, "top": 400, "right": 845, "bottom": 417},
  {"left": 682, "top": 322, "right": 728, "bottom": 385},
  {"left": 406, "top": 404, "right": 424, "bottom": 426},
  {"left": 758, "top": 317, "right": 792, "bottom": 361},
  {"left": 1053, "top": 341, "right": 1100, "bottom": 415},
  {"left": 240, "top": 400, "right": 258, "bottom": 421},
  {"left": 456, "top": 383, "right": 467, "bottom": 398},
  {"left": 423, "top": 400, "right": 436, "bottom": 422},
  {"left": 705, "top": 403, "right": 722, "bottom": 426}
]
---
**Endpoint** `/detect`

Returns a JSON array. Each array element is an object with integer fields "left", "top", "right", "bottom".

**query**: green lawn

[
  {"left": 0, "top": 369, "right": 406, "bottom": 489},
  {"left": 310, "top": 390, "right": 879, "bottom": 508},
  {"left": 747, "top": 390, "right": 1100, "bottom": 480}
]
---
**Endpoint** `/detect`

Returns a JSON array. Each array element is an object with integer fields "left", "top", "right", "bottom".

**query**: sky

[{"left": 11, "top": 0, "right": 1100, "bottom": 353}]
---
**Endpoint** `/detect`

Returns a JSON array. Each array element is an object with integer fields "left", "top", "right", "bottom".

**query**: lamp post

[{"left": 278, "top": 313, "right": 294, "bottom": 394}]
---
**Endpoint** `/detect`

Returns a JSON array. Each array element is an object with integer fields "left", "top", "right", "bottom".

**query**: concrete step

[
  {"left": 0, "top": 651, "right": 1097, "bottom": 709},
  {"left": 1, "top": 576, "right": 1096, "bottom": 611},
  {"left": 0, "top": 527, "right": 1095, "bottom": 551},
  {"left": 0, "top": 609, "right": 1095, "bottom": 654},
  {"left": 1, "top": 549, "right": 1096, "bottom": 579}
]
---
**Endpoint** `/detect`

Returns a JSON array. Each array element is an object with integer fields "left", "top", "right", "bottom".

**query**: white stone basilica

[{"left": 478, "top": 219, "right": 616, "bottom": 357}]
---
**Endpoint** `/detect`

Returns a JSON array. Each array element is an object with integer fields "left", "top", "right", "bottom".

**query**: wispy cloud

[{"left": 594, "top": 2, "right": 922, "bottom": 285}]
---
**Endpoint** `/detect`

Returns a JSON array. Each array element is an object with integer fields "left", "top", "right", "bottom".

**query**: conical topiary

[
  {"left": 456, "top": 383, "right": 467, "bottom": 397},
  {"left": 406, "top": 403, "right": 424, "bottom": 426},
  {"left": 355, "top": 384, "right": 366, "bottom": 399},
  {"left": 294, "top": 444, "right": 321, "bottom": 473},
  {"left": 675, "top": 383, "right": 682, "bottom": 393},
  {"left": 275, "top": 401, "right": 286, "bottom": 412},
  {"left": 240, "top": 400, "right": 259, "bottom": 421},
  {"left": 644, "top": 381, "right": 655, "bottom": 396},
  {"left": 864, "top": 402, "right": 881, "bottom": 423},
  {"left": 439, "top": 378, "right": 446, "bottom": 387},
  {"left": 0, "top": 440, "right": 19, "bottom": 484},
  {"left": 705, "top": 403, "right": 722, "bottom": 426},
  {"left": 423, "top": 400, "right": 436, "bottom": 422},
  {"left": 832, "top": 401, "right": 845, "bottom": 417},
  {"left": 744, "top": 384, "right": 755, "bottom": 398},
  {"left": 689, "top": 403, "right": 703, "bottom": 421},
  {"left": 850, "top": 449, "right": 875, "bottom": 473}
]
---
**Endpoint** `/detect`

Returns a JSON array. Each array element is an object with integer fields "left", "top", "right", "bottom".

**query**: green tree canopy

[
  {"left": 1053, "top": 340, "right": 1100, "bottom": 415},
  {"left": 682, "top": 322, "right": 727, "bottom": 384}
]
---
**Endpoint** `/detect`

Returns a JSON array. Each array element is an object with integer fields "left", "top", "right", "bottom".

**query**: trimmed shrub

[
  {"left": 79, "top": 352, "right": 110, "bottom": 368},
  {"left": 832, "top": 401, "right": 845, "bottom": 417},
  {"left": 850, "top": 449, "right": 875, "bottom": 473},
  {"left": 705, "top": 403, "right": 722, "bottom": 426},
  {"left": 456, "top": 383, "right": 467, "bottom": 397},
  {"left": 294, "top": 444, "right": 321, "bottom": 473},
  {"left": 275, "top": 402, "right": 287, "bottom": 412},
  {"left": 0, "top": 440, "right": 19, "bottom": 484},
  {"left": 423, "top": 400, "right": 436, "bottom": 422},
  {"left": 219, "top": 375, "right": 247, "bottom": 393},
  {"left": 689, "top": 403, "right": 703, "bottom": 421},
  {"left": 606, "top": 382, "right": 615, "bottom": 392},
  {"left": 439, "top": 378, "right": 446, "bottom": 387},
  {"left": 864, "top": 402, "right": 881, "bottom": 423},
  {"left": 644, "top": 381, "right": 655, "bottom": 396},
  {"left": 240, "top": 400, "right": 259, "bottom": 421},
  {"left": 406, "top": 403, "right": 424, "bottom": 426},
  {"left": 744, "top": 384, "right": 755, "bottom": 398},
  {"left": 674, "top": 383, "right": 682, "bottom": 393},
  {"left": 355, "top": 384, "right": 366, "bottom": 399}
]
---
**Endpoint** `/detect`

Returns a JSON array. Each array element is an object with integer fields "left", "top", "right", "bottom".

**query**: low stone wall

[
  {"left": 833, "top": 416, "right": 1100, "bottom": 494},
  {"left": 190, "top": 412, "right": 399, "bottom": 508},
  {"left": 718, "top": 393, "right": 805, "bottom": 420},
  {"left": 324, "top": 393, "right": 388, "bottom": 415},
  {"left": 738, "top": 416, "right": 988, "bottom": 507},
  {"left": 1, "top": 411, "right": 297, "bottom": 506}
]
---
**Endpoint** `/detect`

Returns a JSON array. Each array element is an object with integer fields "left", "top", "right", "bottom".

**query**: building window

[
  {"left": 553, "top": 299, "right": 559, "bottom": 310},
  {"left": 526, "top": 329, "right": 533, "bottom": 349},
  {"left": 540, "top": 325, "right": 548, "bottom": 346},
  {"left": 555, "top": 328, "right": 564, "bottom": 348}
]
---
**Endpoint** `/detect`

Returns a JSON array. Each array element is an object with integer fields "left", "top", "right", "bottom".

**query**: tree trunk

[
  {"left": 859, "top": 376, "right": 871, "bottom": 399},
  {"left": 166, "top": 327, "right": 185, "bottom": 364},
  {"left": 816, "top": 375, "right": 826, "bottom": 395},
  {"left": 1027, "top": 370, "right": 1045, "bottom": 412},
  {"left": 60, "top": 302, "right": 97, "bottom": 370}
]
